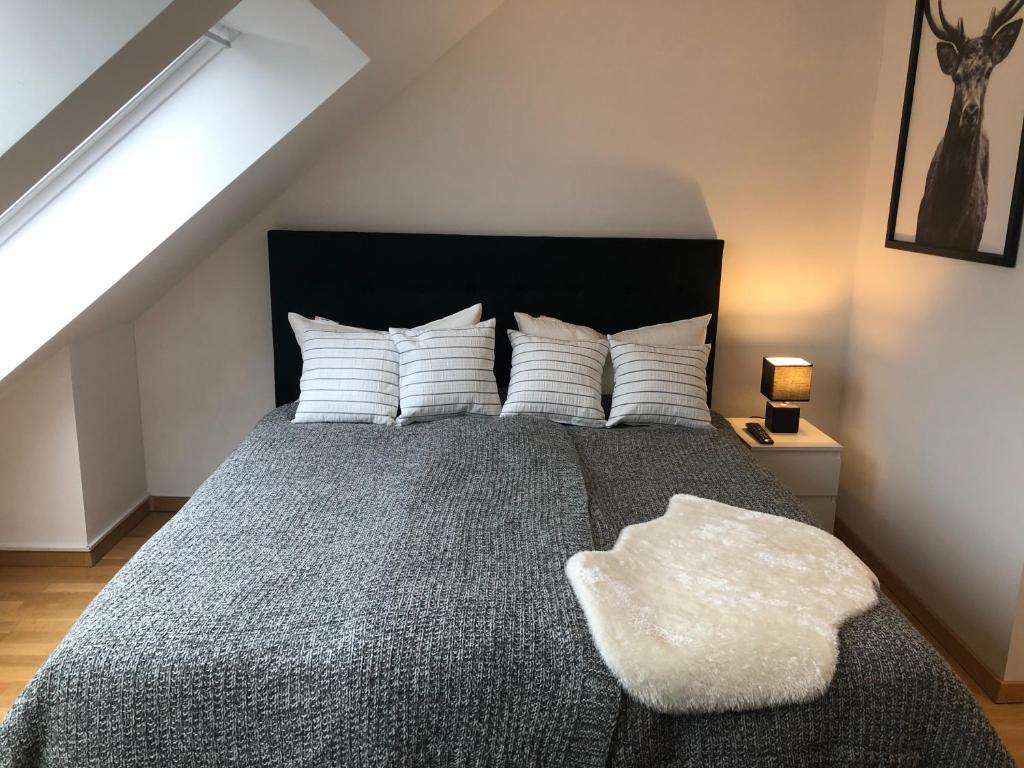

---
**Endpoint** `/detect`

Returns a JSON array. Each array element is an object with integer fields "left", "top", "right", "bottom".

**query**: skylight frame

[{"left": 0, "top": 26, "right": 237, "bottom": 247}]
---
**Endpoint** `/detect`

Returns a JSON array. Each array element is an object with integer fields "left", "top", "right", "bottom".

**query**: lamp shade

[{"left": 760, "top": 357, "right": 812, "bottom": 402}]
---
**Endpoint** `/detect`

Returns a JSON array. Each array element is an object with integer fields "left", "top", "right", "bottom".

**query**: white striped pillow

[
  {"left": 500, "top": 331, "right": 608, "bottom": 428},
  {"left": 389, "top": 320, "right": 501, "bottom": 426},
  {"left": 607, "top": 341, "right": 712, "bottom": 429},
  {"left": 293, "top": 328, "right": 400, "bottom": 425},
  {"left": 287, "top": 304, "right": 483, "bottom": 356}
]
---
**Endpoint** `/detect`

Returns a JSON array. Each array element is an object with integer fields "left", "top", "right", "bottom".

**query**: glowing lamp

[{"left": 760, "top": 357, "right": 812, "bottom": 433}]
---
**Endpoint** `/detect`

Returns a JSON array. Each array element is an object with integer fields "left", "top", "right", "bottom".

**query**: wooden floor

[
  {"left": 0, "top": 512, "right": 171, "bottom": 716},
  {"left": 0, "top": 512, "right": 1020, "bottom": 764}
]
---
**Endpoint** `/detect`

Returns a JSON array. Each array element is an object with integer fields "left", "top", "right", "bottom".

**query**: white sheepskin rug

[{"left": 565, "top": 494, "right": 878, "bottom": 715}]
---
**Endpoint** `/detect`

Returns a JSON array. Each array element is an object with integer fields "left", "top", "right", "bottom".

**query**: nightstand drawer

[{"left": 751, "top": 450, "right": 841, "bottom": 497}]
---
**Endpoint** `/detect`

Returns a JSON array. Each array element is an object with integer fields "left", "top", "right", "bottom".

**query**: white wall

[
  {"left": 135, "top": 0, "right": 887, "bottom": 494},
  {"left": 69, "top": 325, "right": 148, "bottom": 543},
  {"left": 135, "top": 225, "right": 275, "bottom": 495},
  {"left": 840, "top": 0, "right": 1024, "bottom": 678},
  {"left": 0, "top": 350, "right": 88, "bottom": 549},
  {"left": 0, "top": 330, "right": 149, "bottom": 550}
]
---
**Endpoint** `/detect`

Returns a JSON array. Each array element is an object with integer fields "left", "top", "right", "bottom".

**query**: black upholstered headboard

[{"left": 268, "top": 230, "right": 724, "bottom": 407}]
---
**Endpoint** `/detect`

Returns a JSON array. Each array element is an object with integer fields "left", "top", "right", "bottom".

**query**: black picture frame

[{"left": 886, "top": 0, "right": 1024, "bottom": 268}]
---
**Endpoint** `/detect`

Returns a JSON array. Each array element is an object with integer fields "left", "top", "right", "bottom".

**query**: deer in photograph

[{"left": 916, "top": 0, "right": 1023, "bottom": 250}]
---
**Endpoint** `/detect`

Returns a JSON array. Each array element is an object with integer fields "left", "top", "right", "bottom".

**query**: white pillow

[
  {"left": 500, "top": 331, "right": 608, "bottom": 428},
  {"left": 513, "top": 312, "right": 604, "bottom": 342},
  {"left": 287, "top": 303, "right": 482, "bottom": 354},
  {"left": 389, "top": 320, "right": 501, "bottom": 426},
  {"left": 288, "top": 315, "right": 357, "bottom": 359},
  {"left": 513, "top": 312, "right": 712, "bottom": 394},
  {"left": 514, "top": 313, "right": 611, "bottom": 393},
  {"left": 514, "top": 312, "right": 711, "bottom": 346},
  {"left": 293, "top": 327, "right": 400, "bottom": 425},
  {"left": 607, "top": 341, "right": 712, "bottom": 429},
  {"left": 609, "top": 314, "right": 711, "bottom": 346},
  {"left": 289, "top": 305, "right": 482, "bottom": 425}
]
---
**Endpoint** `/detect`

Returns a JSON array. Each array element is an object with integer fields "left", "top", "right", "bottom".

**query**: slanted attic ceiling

[{"left": 0, "top": 0, "right": 504, "bottom": 391}]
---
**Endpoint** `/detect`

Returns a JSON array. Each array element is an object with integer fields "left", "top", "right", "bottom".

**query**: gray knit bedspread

[{"left": 0, "top": 408, "right": 1011, "bottom": 767}]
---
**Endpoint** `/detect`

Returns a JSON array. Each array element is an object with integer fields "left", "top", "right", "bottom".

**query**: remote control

[{"left": 745, "top": 422, "right": 774, "bottom": 445}]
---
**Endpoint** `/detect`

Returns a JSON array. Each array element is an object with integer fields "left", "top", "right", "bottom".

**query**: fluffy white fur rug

[{"left": 565, "top": 494, "right": 878, "bottom": 714}]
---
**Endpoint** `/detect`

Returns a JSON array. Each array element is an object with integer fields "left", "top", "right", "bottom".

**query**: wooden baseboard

[
  {"left": 0, "top": 549, "right": 95, "bottom": 567},
  {"left": 86, "top": 497, "right": 153, "bottom": 564},
  {"left": 999, "top": 680, "right": 1024, "bottom": 703},
  {"left": 836, "top": 519, "right": 1024, "bottom": 704},
  {"left": 0, "top": 496, "right": 187, "bottom": 568}
]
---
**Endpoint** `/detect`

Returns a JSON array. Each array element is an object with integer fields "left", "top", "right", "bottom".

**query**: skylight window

[
  {"left": 0, "top": 25, "right": 237, "bottom": 246},
  {"left": 0, "top": 0, "right": 368, "bottom": 384}
]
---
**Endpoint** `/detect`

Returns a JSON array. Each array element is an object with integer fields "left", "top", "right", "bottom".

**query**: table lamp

[{"left": 760, "top": 357, "right": 812, "bottom": 433}]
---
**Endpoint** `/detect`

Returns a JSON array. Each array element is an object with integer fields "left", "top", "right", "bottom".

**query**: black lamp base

[{"left": 765, "top": 402, "right": 801, "bottom": 433}]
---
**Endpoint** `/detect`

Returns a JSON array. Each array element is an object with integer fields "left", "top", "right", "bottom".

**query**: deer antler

[
  {"left": 987, "top": 0, "right": 1024, "bottom": 36},
  {"left": 924, "top": 0, "right": 967, "bottom": 48}
]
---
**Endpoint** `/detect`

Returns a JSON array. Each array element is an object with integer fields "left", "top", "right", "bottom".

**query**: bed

[{"left": 0, "top": 232, "right": 1011, "bottom": 767}]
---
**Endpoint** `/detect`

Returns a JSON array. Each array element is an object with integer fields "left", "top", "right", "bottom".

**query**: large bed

[{"left": 0, "top": 232, "right": 1011, "bottom": 766}]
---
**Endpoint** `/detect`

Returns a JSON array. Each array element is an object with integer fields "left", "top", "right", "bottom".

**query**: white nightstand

[{"left": 726, "top": 417, "right": 842, "bottom": 532}]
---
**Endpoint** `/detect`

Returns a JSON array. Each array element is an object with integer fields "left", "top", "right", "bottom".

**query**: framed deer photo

[{"left": 887, "top": 0, "right": 1024, "bottom": 267}]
